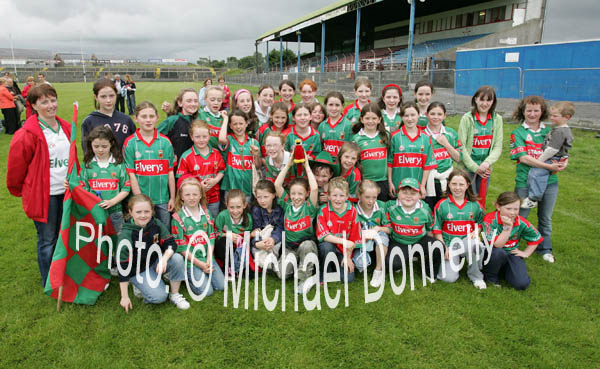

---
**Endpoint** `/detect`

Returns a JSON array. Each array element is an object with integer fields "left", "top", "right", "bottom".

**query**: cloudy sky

[{"left": 2, "top": 0, "right": 598, "bottom": 61}]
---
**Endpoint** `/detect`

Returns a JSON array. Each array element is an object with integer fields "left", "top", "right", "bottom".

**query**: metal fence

[{"left": 227, "top": 68, "right": 600, "bottom": 130}]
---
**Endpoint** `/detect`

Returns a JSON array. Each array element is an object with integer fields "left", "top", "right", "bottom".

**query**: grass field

[{"left": 1, "top": 82, "right": 599, "bottom": 368}]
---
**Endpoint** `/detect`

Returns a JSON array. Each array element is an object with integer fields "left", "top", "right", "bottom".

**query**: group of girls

[{"left": 77, "top": 76, "right": 559, "bottom": 312}]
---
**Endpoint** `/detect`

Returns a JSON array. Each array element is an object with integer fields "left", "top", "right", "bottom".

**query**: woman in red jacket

[
  {"left": 6, "top": 84, "right": 72, "bottom": 287},
  {"left": 0, "top": 77, "right": 19, "bottom": 134},
  {"left": 21, "top": 76, "right": 36, "bottom": 119}
]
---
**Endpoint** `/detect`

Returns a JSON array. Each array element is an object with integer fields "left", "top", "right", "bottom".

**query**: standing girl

[
  {"left": 124, "top": 74, "right": 136, "bottom": 115},
  {"left": 319, "top": 91, "right": 352, "bottom": 157},
  {"left": 198, "top": 86, "right": 226, "bottom": 149},
  {"left": 123, "top": 101, "right": 176, "bottom": 228},
  {"left": 285, "top": 103, "right": 321, "bottom": 159},
  {"left": 337, "top": 142, "right": 362, "bottom": 203},
  {"left": 257, "top": 102, "right": 291, "bottom": 158},
  {"left": 176, "top": 120, "right": 226, "bottom": 219},
  {"left": 388, "top": 102, "right": 437, "bottom": 199},
  {"left": 213, "top": 189, "right": 254, "bottom": 275},
  {"left": 299, "top": 79, "right": 318, "bottom": 104},
  {"left": 198, "top": 78, "right": 212, "bottom": 108},
  {"left": 118, "top": 194, "right": 190, "bottom": 311},
  {"left": 81, "top": 78, "right": 135, "bottom": 151},
  {"left": 218, "top": 109, "right": 260, "bottom": 200},
  {"left": 250, "top": 180, "right": 285, "bottom": 270},
  {"left": 157, "top": 88, "right": 199, "bottom": 161},
  {"left": 218, "top": 76, "right": 231, "bottom": 111},
  {"left": 423, "top": 102, "right": 461, "bottom": 210},
  {"left": 343, "top": 77, "right": 372, "bottom": 125},
  {"left": 262, "top": 131, "right": 294, "bottom": 185},
  {"left": 172, "top": 177, "right": 225, "bottom": 298},
  {"left": 414, "top": 80, "right": 434, "bottom": 128},
  {"left": 483, "top": 192, "right": 542, "bottom": 290},
  {"left": 274, "top": 153, "right": 319, "bottom": 291},
  {"left": 434, "top": 169, "right": 486, "bottom": 289},
  {"left": 254, "top": 85, "right": 275, "bottom": 125},
  {"left": 231, "top": 88, "right": 259, "bottom": 138},
  {"left": 278, "top": 79, "right": 296, "bottom": 115},
  {"left": 458, "top": 85, "right": 503, "bottom": 200},
  {"left": 351, "top": 102, "right": 390, "bottom": 201},
  {"left": 81, "top": 126, "right": 131, "bottom": 234},
  {"left": 378, "top": 83, "right": 403, "bottom": 133},
  {"left": 309, "top": 101, "right": 327, "bottom": 131}
]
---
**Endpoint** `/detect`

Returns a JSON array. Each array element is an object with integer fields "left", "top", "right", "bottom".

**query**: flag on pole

[{"left": 44, "top": 102, "right": 115, "bottom": 306}]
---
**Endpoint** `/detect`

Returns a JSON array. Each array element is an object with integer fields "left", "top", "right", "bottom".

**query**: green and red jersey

[
  {"left": 422, "top": 125, "right": 462, "bottom": 173},
  {"left": 221, "top": 134, "right": 258, "bottom": 197},
  {"left": 469, "top": 112, "right": 494, "bottom": 166},
  {"left": 433, "top": 195, "right": 484, "bottom": 245},
  {"left": 80, "top": 157, "right": 131, "bottom": 215},
  {"left": 198, "top": 108, "right": 224, "bottom": 149},
  {"left": 264, "top": 151, "right": 296, "bottom": 186},
  {"left": 257, "top": 122, "right": 291, "bottom": 157},
  {"left": 172, "top": 206, "right": 215, "bottom": 266},
  {"left": 318, "top": 115, "right": 352, "bottom": 157},
  {"left": 284, "top": 125, "right": 321, "bottom": 159},
  {"left": 343, "top": 99, "right": 369, "bottom": 126},
  {"left": 510, "top": 122, "right": 557, "bottom": 188},
  {"left": 386, "top": 199, "right": 433, "bottom": 244},
  {"left": 483, "top": 211, "right": 542, "bottom": 252},
  {"left": 123, "top": 129, "right": 174, "bottom": 205},
  {"left": 176, "top": 145, "right": 225, "bottom": 204},
  {"left": 388, "top": 125, "right": 437, "bottom": 188},
  {"left": 278, "top": 191, "right": 318, "bottom": 245},
  {"left": 356, "top": 200, "right": 389, "bottom": 229},
  {"left": 352, "top": 129, "right": 388, "bottom": 182},
  {"left": 341, "top": 166, "right": 361, "bottom": 203},
  {"left": 382, "top": 109, "right": 402, "bottom": 133},
  {"left": 215, "top": 209, "right": 253, "bottom": 238},
  {"left": 316, "top": 201, "right": 362, "bottom": 252},
  {"left": 417, "top": 114, "right": 429, "bottom": 128}
]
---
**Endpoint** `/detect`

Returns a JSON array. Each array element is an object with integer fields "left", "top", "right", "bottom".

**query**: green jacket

[{"left": 457, "top": 111, "right": 503, "bottom": 173}]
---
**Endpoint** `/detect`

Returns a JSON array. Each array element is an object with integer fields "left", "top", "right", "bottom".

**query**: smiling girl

[{"left": 158, "top": 88, "right": 199, "bottom": 161}]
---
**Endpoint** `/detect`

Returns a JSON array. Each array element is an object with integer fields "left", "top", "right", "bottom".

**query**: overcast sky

[{"left": 2, "top": 0, "right": 598, "bottom": 61}]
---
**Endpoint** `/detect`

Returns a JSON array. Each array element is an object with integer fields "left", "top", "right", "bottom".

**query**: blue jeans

[
  {"left": 207, "top": 202, "right": 219, "bottom": 221},
  {"left": 154, "top": 203, "right": 171, "bottom": 230},
  {"left": 186, "top": 260, "right": 225, "bottom": 296},
  {"left": 33, "top": 194, "right": 64, "bottom": 286},
  {"left": 516, "top": 182, "right": 558, "bottom": 255},
  {"left": 527, "top": 157, "right": 560, "bottom": 201},
  {"left": 484, "top": 247, "right": 530, "bottom": 290},
  {"left": 353, "top": 232, "right": 390, "bottom": 272},
  {"left": 318, "top": 241, "right": 355, "bottom": 283},
  {"left": 129, "top": 253, "right": 186, "bottom": 304},
  {"left": 127, "top": 94, "right": 136, "bottom": 115},
  {"left": 109, "top": 211, "right": 124, "bottom": 235}
]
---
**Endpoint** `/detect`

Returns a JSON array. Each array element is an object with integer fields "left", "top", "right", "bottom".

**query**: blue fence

[{"left": 455, "top": 40, "right": 600, "bottom": 102}]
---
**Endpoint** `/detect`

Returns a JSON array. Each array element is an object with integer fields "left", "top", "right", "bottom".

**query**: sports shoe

[
  {"left": 169, "top": 293, "right": 190, "bottom": 310},
  {"left": 521, "top": 197, "right": 538, "bottom": 209},
  {"left": 424, "top": 275, "right": 436, "bottom": 284},
  {"left": 110, "top": 267, "right": 118, "bottom": 277},
  {"left": 370, "top": 270, "right": 383, "bottom": 288},
  {"left": 132, "top": 284, "right": 143, "bottom": 298},
  {"left": 162, "top": 272, "right": 170, "bottom": 282},
  {"left": 296, "top": 281, "right": 306, "bottom": 295},
  {"left": 473, "top": 279, "right": 487, "bottom": 289},
  {"left": 542, "top": 253, "right": 555, "bottom": 263}
]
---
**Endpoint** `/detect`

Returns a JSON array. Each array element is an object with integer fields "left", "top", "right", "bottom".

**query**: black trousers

[
  {"left": 385, "top": 235, "right": 443, "bottom": 278},
  {"left": 116, "top": 95, "right": 125, "bottom": 112},
  {"left": 2, "top": 107, "right": 19, "bottom": 134}
]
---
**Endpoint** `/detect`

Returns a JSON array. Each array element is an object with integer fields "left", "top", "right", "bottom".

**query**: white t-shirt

[{"left": 40, "top": 120, "right": 70, "bottom": 195}]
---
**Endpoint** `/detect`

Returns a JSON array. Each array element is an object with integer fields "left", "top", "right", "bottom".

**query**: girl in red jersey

[
  {"left": 319, "top": 91, "right": 352, "bottom": 157},
  {"left": 285, "top": 103, "right": 321, "bottom": 160},
  {"left": 278, "top": 79, "right": 296, "bottom": 114}
]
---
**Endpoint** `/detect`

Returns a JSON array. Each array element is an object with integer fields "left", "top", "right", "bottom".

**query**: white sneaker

[
  {"left": 132, "top": 285, "right": 143, "bottom": 298},
  {"left": 110, "top": 267, "right": 118, "bottom": 277},
  {"left": 370, "top": 270, "right": 383, "bottom": 288},
  {"left": 296, "top": 281, "right": 305, "bottom": 295},
  {"left": 169, "top": 293, "right": 190, "bottom": 310},
  {"left": 424, "top": 275, "right": 436, "bottom": 284},
  {"left": 542, "top": 253, "right": 555, "bottom": 263},
  {"left": 521, "top": 197, "right": 538, "bottom": 209},
  {"left": 473, "top": 280, "right": 487, "bottom": 289}
]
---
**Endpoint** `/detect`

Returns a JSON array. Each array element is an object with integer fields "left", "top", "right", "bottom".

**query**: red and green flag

[{"left": 44, "top": 103, "right": 115, "bottom": 306}]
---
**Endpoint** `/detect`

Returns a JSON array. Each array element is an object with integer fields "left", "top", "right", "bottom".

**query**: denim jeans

[
  {"left": 129, "top": 253, "right": 186, "bottom": 304},
  {"left": 33, "top": 194, "right": 64, "bottom": 286},
  {"left": 154, "top": 203, "right": 171, "bottom": 230},
  {"left": 352, "top": 231, "right": 390, "bottom": 272},
  {"left": 207, "top": 202, "right": 220, "bottom": 221},
  {"left": 109, "top": 211, "right": 124, "bottom": 235},
  {"left": 527, "top": 157, "right": 560, "bottom": 201},
  {"left": 127, "top": 94, "right": 136, "bottom": 115},
  {"left": 516, "top": 182, "right": 558, "bottom": 255},
  {"left": 186, "top": 260, "right": 225, "bottom": 296},
  {"left": 318, "top": 241, "right": 355, "bottom": 283},
  {"left": 483, "top": 247, "right": 530, "bottom": 290}
]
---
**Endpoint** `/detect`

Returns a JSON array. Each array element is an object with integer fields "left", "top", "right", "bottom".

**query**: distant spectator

[
  {"left": 114, "top": 74, "right": 126, "bottom": 113},
  {"left": 5, "top": 78, "right": 24, "bottom": 120},
  {"left": 124, "top": 74, "right": 136, "bottom": 115},
  {"left": 198, "top": 78, "right": 212, "bottom": 108},
  {"left": 3, "top": 72, "right": 21, "bottom": 95},
  {"left": 37, "top": 73, "right": 51, "bottom": 86},
  {"left": 218, "top": 76, "right": 230, "bottom": 111},
  {"left": 0, "top": 77, "right": 19, "bottom": 134},
  {"left": 104, "top": 72, "right": 112, "bottom": 81},
  {"left": 21, "top": 76, "right": 35, "bottom": 119}
]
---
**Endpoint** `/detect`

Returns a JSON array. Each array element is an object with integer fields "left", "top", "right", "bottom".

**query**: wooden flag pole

[{"left": 57, "top": 286, "right": 63, "bottom": 312}]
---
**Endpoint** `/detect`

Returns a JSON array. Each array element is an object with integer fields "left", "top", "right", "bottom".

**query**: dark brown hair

[
  {"left": 324, "top": 91, "right": 344, "bottom": 106},
  {"left": 495, "top": 191, "right": 521, "bottom": 207},
  {"left": 135, "top": 101, "right": 158, "bottom": 116},
  {"left": 352, "top": 102, "right": 390, "bottom": 146},
  {"left": 169, "top": 88, "right": 199, "bottom": 119},
  {"left": 83, "top": 126, "right": 123, "bottom": 167},
  {"left": 378, "top": 84, "right": 403, "bottom": 110},
  {"left": 92, "top": 78, "right": 117, "bottom": 110},
  {"left": 27, "top": 84, "right": 57, "bottom": 107},
  {"left": 511, "top": 96, "right": 549, "bottom": 122},
  {"left": 226, "top": 189, "right": 250, "bottom": 228},
  {"left": 441, "top": 169, "right": 479, "bottom": 202},
  {"left": 269, "top": 101, "right": 290, "bottom": 131},
  {"left": 471, "top": 85, "right": 497, "bottom": 116}
]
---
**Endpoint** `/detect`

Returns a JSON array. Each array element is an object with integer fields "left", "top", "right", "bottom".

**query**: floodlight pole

[
  {"left": 280, "top": 36, "right": 283, "bottom": 72},
  {"left": 407, "top": 0, "right": 417, "bottom": 76},
  {"left": 266, "top": 41, "right": 269, "bottom": 73},
  {"left": 321, "top": 21, "right": 326, "bottom": 73},
  {"left": 255, "top": 42, "right": 259, "bottom": 74},
  {"left": 79, "top": 36, "right": 86, "bottom": 83},
  {"left": 9, "top": 33, "right": 17, "bottom": 80},
  {"left": 296, "top": 31, "right": 301, "bottom": 73},
  {"left": 354, "top": 7, "right": 361, "bottom": 74}
]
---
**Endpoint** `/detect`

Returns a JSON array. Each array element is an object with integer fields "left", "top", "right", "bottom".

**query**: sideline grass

[{"left": 0, "top": 82, "right": 598, "bottom": 368}]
